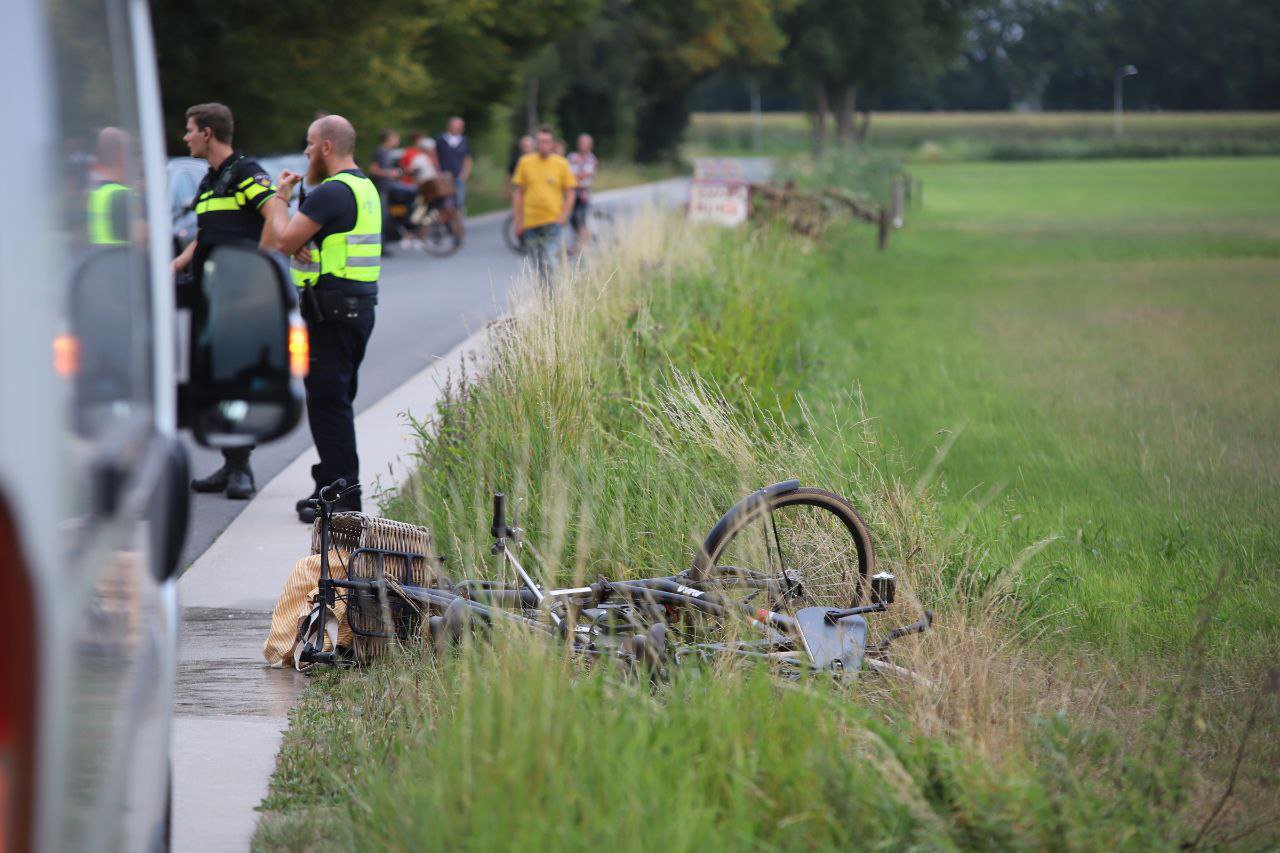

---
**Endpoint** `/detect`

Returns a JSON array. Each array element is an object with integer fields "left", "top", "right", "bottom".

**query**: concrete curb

[{"left": 181, "top": 322, "right": 493, "bottom": 610}]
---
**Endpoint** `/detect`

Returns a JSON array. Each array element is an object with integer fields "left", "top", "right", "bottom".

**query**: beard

[{"left": 307, "top": 155, "right": 328, "bottom": 185}]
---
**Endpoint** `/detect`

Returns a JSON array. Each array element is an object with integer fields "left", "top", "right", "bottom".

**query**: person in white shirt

[{"left": 567, "top": 133, "right": 599, "bottom": 250}]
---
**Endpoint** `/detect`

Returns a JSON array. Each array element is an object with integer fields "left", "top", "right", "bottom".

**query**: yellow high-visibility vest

[
  {"left": 87, "top": 181, "right": 128, "bottom": 245},
  {"left": 289, "top": 172, "right": 381, "bottom": 289}
]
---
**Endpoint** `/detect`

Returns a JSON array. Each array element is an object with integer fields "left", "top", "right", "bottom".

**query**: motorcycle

[{"left": 387, "top": 173, "right": 464, "bottom": 258}]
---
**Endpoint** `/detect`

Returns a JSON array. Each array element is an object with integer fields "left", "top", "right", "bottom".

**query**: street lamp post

[{"left": 1113, "top": 64, "right": 1138, "bottom": 138}]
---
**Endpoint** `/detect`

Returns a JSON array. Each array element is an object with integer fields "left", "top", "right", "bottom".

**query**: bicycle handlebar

[
  {"left": 320, "top": 478, "right": 348, "bottom": 502},
  {"left": 879, "top": 611, "right": 934, "bottom": 645},
  {"left": 823, "top": 601, "right": 887, "bottom": 624},
  {"left": 491, "top": 493, "right": 507, "bottom": 538}
]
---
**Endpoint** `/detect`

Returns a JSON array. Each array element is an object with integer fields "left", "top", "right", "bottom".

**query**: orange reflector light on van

[
  {"left": 289, "top": 322, "right": 309, "bottom": 378},
  {"left": 53, "top": 333, "right": 80, "bottom": 377}
]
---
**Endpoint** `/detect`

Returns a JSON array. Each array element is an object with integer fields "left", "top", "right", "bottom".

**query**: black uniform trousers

[
  {"left": 304, "top": 306, "right": 375, "bottom": 511},
  {"left": 222, "top": 445, "right": 253, "bottom": 468}
]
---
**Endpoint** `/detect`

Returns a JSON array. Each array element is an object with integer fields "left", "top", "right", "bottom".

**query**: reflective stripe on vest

[
  {"left": 194, "top": 195, "right": 244, "bottom": 214},
  {"left": 317, "top": 172, "right": 382, "bottom": 284},
  {"left": 290, "top": 247, "right": 321, "bottom": 288},
  {"left": 87, "top": 182, "right": 127, "bottom": 245}
]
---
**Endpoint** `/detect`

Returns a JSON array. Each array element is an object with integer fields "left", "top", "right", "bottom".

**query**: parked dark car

[
  {"left": 167, "top": 156, "right": 204, "bottom": 255},
  {"left": 167, "top": 154, "right": 307, "bottom": 256}
]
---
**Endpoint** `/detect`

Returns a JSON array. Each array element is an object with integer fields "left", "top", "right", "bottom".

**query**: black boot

[
  {"left": 191, "top": 465, "right": 231, "bottom": 494},
  {"left": 296, "top": 484, "right": 360, "bottom": 524},
  {"left": 297, "top": 490, "right": 319, "bottom": 524},
  {"left": 225, "top": 465, "right": 256, "bottom": 500}
]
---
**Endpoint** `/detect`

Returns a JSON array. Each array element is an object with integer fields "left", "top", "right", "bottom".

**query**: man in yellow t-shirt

[{"left": 512, "top": 125, "right": 576, "bottom": 284}]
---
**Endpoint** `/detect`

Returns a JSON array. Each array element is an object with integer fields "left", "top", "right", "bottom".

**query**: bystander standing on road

[
  {"left": 172, "top": 102, "right": 288, "bottom": 500},
  {"left": 273, "top": 115, "right": 381, "bottom": 522},
  {"left": 84, "top": 127, "right": 133, "bottom": 246},
  {"left": 568, "top": 133, "right": 598, "bottom": 251},
  {"left": 512, "top": 125, "right": 576, "bottom": 285},
  {"left": 435, "top": 116, "right": 472, "bottom": 213},
  {"left": 505, "top": 134, "right": 534, "bottom": 200}
]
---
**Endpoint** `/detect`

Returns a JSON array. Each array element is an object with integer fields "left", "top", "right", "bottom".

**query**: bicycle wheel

[
  {"left": 691, "top": 485, "right": 875, "bottom": 608},
  {"left": 421, "top": 217, "right": 462, "bottom": 258},
  {"left": 501, "top": 213, "right": 526, "bottom": 254}
]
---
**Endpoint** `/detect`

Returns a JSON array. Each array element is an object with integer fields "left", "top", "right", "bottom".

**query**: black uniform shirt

[{"left": 194, "top": 152, "right": 276, "bottom": 254}]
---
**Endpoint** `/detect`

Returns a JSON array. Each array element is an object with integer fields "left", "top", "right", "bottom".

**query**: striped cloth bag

[{"left": 263, "top": 550, "right": 353, "bottom": 670}]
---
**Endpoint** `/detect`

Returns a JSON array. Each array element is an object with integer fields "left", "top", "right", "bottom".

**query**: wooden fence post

[
  {"left": 877, "top": 207, "right": 891, "bottom": 251},
  {"left": 891, "top": 177, "right": 905, "bottom": 229}
]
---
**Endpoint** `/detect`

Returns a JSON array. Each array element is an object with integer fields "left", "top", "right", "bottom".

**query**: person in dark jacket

[
  {"left": 173, "top": 102, "right": 288, "bottom": 500},
  {"left": 435, "top": 116, "right": 472, "bottom": 213}
]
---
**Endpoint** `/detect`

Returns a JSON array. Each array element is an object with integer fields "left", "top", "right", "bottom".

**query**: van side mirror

[{"left": 184, "top": 243, "right": 305, "bottom": 447}]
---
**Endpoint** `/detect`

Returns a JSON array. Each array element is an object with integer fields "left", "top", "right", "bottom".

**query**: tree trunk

[
  {"left": 526, "top": 76, "right": 539, "bottom": 132},
  {"left": 809, "top": 80, "right": 829, "bottom": 155},
  {"left": 835, "top": 83, "right": 857, "bottom": 145},
  {"left": 854, "top": 109, "right": 872, "bottom": 143}
]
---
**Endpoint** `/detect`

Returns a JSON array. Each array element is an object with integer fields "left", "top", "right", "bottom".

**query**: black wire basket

[{"left": 312, "top": 512, "right": 437, "bottom": 661}]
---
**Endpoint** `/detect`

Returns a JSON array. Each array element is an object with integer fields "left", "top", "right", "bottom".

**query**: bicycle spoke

[{"left": 707, "top": 500, "right": 867, "bottom": 608}]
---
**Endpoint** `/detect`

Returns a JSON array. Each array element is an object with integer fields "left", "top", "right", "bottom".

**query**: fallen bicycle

[{"left": 290, "top": 479, "right": 934, "bottom": 683}]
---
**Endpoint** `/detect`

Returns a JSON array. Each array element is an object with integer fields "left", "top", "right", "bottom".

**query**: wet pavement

[{"left": 176, "top": 609, "right": 304, "bottom": 718}]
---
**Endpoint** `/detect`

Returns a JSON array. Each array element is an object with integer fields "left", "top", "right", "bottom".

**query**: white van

[{"left": 0, "top": 1, "right": 303, "bottom": 849}]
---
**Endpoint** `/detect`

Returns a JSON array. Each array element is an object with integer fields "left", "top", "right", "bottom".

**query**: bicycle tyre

[
  {"left": 691, "top": 486, "right": 875, "bottom": 606},
  {"left": 501, "top": 213, "right": 526, "bottom": 254},
  {"left": 421, "top": 218, "right": 462, "bottom": 258}
]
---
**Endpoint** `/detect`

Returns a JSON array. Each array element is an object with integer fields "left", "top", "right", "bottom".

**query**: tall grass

[{"left": 256, "top": 209, "right": 1275, "bottom": 849}]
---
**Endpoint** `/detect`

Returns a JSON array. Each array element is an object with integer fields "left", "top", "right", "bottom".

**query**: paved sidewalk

[{"left": 173, "top": 328, "right": 492, "bottom": 852}]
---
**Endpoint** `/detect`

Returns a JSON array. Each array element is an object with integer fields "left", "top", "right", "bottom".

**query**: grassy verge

[
  {"left": 688, "top": 111, "right": 1280, "bottom": 162},
  {"left": 256, "top": 158, "right": 1279, "bottom": 849}
]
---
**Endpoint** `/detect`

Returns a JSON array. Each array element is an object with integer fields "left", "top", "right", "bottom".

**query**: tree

[
  {"left": 150, "top": 0, "right": 593, "bottom": 156},
  {"left": 782, "top": 0, "right": 971, "bottom": 151},
  {"left": 885, "top": 0, "right": 1280, "bottom": 112},
  {"left": 508, "top": 0, "right": 789, "bottom": 162},
  {"left": 630, "top": 0, "right": 789, "bottom": 161}
]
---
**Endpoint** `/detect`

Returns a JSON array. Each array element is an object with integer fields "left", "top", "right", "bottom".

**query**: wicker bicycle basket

[{"left": 311, "top": 512, "right": 436, "bottom": 661}]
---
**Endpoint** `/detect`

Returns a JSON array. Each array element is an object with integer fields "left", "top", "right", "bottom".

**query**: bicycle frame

[{"left": 298, "top": 483, "right": 933, "bottom": 681}]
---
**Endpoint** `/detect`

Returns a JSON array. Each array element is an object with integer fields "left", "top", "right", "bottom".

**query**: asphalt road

[
  {"left": 180, "top": 176, "right": 693, "bottom": 566},
  {"left": 178, "top": 210, "right": 516, "bottom": 567}
]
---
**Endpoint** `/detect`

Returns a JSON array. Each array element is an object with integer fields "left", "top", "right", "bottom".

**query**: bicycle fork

[{"left": 491, "top": 493, "right": 562, "bottom": 630}]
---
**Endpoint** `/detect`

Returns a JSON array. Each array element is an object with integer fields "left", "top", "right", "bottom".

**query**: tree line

[{"left": 152, "top": 0, "right": 1280, "bottom": 162}]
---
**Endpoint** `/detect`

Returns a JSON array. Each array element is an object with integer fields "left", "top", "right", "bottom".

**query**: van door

[{"left": 42, "top": 0, "right": 180, "bottom": 848}]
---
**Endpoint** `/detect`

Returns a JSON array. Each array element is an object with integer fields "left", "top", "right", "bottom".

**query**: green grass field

[
  {"left": 256, "top": 156, "right": 1280, "bottom": 850},
  {"left": 808, "top": 157, "right": 1280, "bottom": 662},
  {"left": 688, "top": 111, "right": 1280, "bottom": 161}
]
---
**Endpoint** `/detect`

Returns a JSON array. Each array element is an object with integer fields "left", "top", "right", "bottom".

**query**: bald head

[
  {"left": 304, "top": 114, "right": 359, "bottom": 182},
  {"left": 96, "top": 127, "right": 129, "bottom": 170},
  {"left": 311, "top": 114, "right": 356, "bottom": 156}
]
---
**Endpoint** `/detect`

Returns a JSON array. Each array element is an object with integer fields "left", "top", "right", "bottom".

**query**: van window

[{"left": 50, "top": 0, "right": 157, "bottom": 517}]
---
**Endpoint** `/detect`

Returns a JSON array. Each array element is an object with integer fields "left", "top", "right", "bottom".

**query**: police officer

[
  {"left": 273, "top": 115, "right": 379, "bottom": 523},
  {"left": 173, "top": 102, "right": 288, "bottom": 500},
  {"left": 85, "top": 127, "right": 131, "bottom": 246}
]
